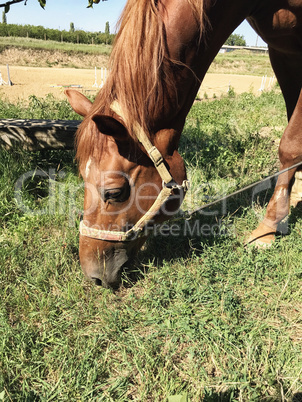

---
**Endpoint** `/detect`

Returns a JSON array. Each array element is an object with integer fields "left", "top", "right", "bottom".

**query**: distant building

[{"left": 220, "top": 45, "right": 268, "bottom": 54}]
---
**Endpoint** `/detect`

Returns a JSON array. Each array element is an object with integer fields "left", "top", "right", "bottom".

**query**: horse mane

[{"left": 76, "top": 0, "right": 205, "bottom": 170}]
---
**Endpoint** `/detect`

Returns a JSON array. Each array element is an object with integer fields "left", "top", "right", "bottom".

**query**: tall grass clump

[{"left": 0, "top": 94, "right": 82, "bottom": 120}]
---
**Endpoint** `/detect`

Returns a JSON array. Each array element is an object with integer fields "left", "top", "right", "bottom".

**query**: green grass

[
  {"left": 0, "top": 89, "right": 302, "bottom": 401},
  {"left": 181, "top": 89, "right": 286, "bottom": 211},
  {"left": 0, "top": 93, "right": 82, "bottom": 120},
  {"left": 0, "top": 36, "right": 112, "bottom": 56}
]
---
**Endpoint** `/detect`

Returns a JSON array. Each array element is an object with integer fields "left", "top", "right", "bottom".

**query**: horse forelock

[
  {"left": 75, "top": 118, "right": 108, "bottom": 173},
  {"left": 76, "top": 0, "right": 205, "bottom": 168}
]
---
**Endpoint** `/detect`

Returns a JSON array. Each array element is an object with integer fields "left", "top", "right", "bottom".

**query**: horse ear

[
  {"left": 64, "top": 89, "right": 92, "bottom": 117},
  {"left": 92, "top": 114, "right": 129, "bottom": 142}
]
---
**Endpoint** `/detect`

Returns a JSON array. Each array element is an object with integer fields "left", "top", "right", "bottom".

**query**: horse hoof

[
  {"left": 245, "top": 222, "right": 276, "bottom": 248},
  {"left": 245, "top": 236, "right": 274, "bottom": 248}
]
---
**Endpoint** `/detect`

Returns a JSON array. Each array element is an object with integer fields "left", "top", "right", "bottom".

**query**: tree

[
  {"left": 70, "top": 22, "right": 75, "bottom": 33},
  {"left": 2, "top": 10, "right": 7, "bottom": 23},
  {"left": 224, "top": 34, "right": 246, "bottom": 47},
  {"left": 105, "top": 21, "right": 110, "bottom": 35},
  {"left": 87, "top": 0, "right": 108, "bottom": 8},
  {"left": 0, "top": 0, "right": 45, "bottom": 13},
  {"left": 0, "top": 0, "right": 107, "bottom": 13}
]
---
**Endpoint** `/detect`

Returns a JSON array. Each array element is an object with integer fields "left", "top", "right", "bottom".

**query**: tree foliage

[
  {"left": 225, "top": 33, "right": 246, "bottom": 47},
  {"left": 105, "top": 21, "right": 110, "bottom": 35},
  {"left": 2, "top": 10, "right": 6, "bottom": 23},
  {"left": 0, "top": 0, "right": 107, "bottom": 13},
  {"left": 0, "top": 22, "right": 115, "bottom": 44}
]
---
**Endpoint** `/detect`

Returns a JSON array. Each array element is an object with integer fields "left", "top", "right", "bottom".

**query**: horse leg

[
  {"left": 247, "top": 45, "right": 302, "bottom": 247},
  {"left": 290, "top": 170, "right": 302, "bottom": 208},
  {"left": 248, "top": 89, "right": 302, "bottom": 246}
]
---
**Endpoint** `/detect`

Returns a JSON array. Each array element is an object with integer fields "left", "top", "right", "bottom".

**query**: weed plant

[{"left": 0, "top": 90, "right": 301, "bottom": 401}]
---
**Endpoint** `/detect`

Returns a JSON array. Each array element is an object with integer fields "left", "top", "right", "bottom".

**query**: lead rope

[{"left": 173, "top": 160, "right": 302, "bottom": 222}]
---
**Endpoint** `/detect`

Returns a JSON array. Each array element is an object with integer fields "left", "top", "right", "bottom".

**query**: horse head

[{"left": 66, "top": 89, "right": 187, "bottom": 289}]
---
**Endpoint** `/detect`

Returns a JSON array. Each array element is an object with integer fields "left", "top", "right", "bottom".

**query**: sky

[{"left": 5, "top": 0, "right": 267, "bottom": 47}]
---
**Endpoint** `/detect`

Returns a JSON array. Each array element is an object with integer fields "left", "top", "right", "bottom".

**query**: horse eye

[
  {"left": 102, "top": 186, "right": 130, "bottom": 202},
  {"left": 105, "top": 188, "right": 122, "bottom": 200}
]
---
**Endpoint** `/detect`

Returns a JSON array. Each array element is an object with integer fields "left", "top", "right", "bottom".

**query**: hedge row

[{"left": 0, "top": 23, "right": 116, "bottom": 45}]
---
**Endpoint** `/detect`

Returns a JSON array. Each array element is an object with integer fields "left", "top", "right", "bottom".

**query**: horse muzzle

[{"left": 80, "top": 238, "right": 132, "bottom": 289}]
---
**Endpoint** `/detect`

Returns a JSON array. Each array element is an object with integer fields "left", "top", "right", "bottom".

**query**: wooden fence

[{"left": 0, "top": 119, "right": 80, "bottom": 150}]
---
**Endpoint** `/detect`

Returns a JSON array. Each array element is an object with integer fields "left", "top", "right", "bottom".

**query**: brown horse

[{"left": 66, "top": 0, "right": 302, "bottom": 288}]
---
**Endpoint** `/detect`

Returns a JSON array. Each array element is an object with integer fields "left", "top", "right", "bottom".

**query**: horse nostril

[
  {"left": 91, "top": 277, "right": 118, "bottom": 289},
  {"left": 91, "top": 277, "right": 103, "bottom": 286}
]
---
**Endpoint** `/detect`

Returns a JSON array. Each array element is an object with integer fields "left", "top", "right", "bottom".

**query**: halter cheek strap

[
  {"left": 111, "top": 101, "right": 174, "bottom": 185},
  {"left": 79, "top": 101, "right": 189, "bottom": 242}
]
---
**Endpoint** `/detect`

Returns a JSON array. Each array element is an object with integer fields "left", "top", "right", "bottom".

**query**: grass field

[
  {"left": 0, "top": 37, "right": 272, "bottom": 75},
  {"left": 208, "top": 50, "right": 273, "bottom": 77},
  {"left": 0, "top": 36, "right": 112, "bottom": 56},
  {"left": 1, "top": 87, "right": 302, "bottom": 401}
]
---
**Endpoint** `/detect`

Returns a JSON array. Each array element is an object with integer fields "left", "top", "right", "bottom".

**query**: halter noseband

[{"left": 79, "top": 101, "right": 189, "bottom": 242}]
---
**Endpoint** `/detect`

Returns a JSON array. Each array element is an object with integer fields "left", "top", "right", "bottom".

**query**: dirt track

[
  {"left": 0, "top": 64, "right": 271, "bottom": 103},
  {"left": 0, "top": 65, "right": 100, "bottom": 102}
]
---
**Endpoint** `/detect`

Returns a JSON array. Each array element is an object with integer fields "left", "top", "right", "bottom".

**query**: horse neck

[
  {"left": 156, "top": 0, "right": 250, "bottom": 132},
  {"left": 102, "top": 0, "right": 251, "bottom": 144}
]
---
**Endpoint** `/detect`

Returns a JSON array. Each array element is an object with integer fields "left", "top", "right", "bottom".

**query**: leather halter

[{"left": 79, "top": 101, "right": 189, "bottom": 242}]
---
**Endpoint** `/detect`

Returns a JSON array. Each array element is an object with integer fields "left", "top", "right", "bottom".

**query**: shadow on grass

[
  {"left": 122, "top": 189, "right": 262, "bottom": 287},
  {"left": 202, "top": 391, "right": 302, "bottom": 401},
  {"left": 203, "top": 389, "right": 238, "bottom": 401},
  {"left": 293, "top": 393, "right": 302, "bottom": 402},
  {"left": 123, "top": 212, "right": 233, "bottom": 287},
  {"left": 123, "top": 182, "right": 302, "bottom": 288},
  {"left": 23, "top": 391, "right": 40, "bottom": 402}
]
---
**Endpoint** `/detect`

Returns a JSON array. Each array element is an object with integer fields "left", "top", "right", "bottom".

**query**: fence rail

[{"left": 0, "top": 119, "right": 80, "bottom": 150}]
